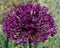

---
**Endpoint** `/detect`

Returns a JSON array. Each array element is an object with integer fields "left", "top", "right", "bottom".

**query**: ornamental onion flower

[{"left": 3, "top": 1, "right": 57, "bottom": 45}]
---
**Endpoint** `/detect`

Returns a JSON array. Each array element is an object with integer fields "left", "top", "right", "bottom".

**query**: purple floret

[{"left": 3, "top": 1, "right": 57, "bottom": 45}]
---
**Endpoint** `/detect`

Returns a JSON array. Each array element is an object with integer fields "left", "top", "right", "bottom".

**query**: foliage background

[{"left": 0, "top": 0, "right": 60, "bottom": 48}]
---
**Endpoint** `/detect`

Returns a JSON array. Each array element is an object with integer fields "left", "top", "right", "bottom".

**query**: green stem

[
  {"left": 29, "top": 42, "right": 31, "bottom": 48},
  {"left": 5, "top": 37, "right": 9, "bottom": 48}
]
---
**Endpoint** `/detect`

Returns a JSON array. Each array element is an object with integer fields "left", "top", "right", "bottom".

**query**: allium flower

[{"left": 3, "top": 1, "right": 57, "bottom": 45}]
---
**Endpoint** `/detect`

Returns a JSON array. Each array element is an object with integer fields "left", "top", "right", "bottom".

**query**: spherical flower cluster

[{"left": 3, "top": 1, "right": 57, "bottom": 45}]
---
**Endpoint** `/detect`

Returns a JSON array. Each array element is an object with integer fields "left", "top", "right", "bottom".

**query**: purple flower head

[{"left": 3, "top": 1, "right": 57, "bottom": 45}]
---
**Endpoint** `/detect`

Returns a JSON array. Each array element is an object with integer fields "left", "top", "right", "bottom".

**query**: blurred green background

[{"left": 0, "top": 0, "right": 60, "bottom": 48}]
